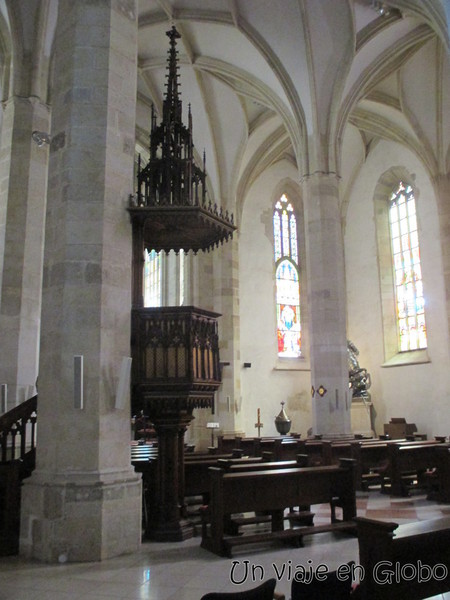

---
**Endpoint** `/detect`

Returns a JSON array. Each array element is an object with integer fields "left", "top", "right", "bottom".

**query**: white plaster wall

[
  {"left": 239, "top": 160, "right": 312, "bottom": 438},
  {"left": 345, "top": 140, "right": 450, "bottom": 438}
]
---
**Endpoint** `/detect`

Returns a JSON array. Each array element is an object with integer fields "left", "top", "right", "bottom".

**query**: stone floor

[{"left": 1, "top": 488, "right": 450, "bottom": 600}]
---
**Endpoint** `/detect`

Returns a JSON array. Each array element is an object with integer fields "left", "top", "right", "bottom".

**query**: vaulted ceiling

[
  {"left": 134, "top": 0, "right": 449, "bottom": 214},
  {"left": 0, "top": 0, "right": 449, "bottom": 217}
]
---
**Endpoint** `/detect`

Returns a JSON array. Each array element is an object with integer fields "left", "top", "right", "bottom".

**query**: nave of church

[
  {"left": 1, "top": 490, "right": 450, "bottom": 599},
  {"left": 1, "top": 0, "right": 450, "bottom": 579}
]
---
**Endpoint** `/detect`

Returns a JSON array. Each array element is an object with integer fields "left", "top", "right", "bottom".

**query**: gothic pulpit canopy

[{"left": 128, "top": 26, "right": 236, "bottom": 254}]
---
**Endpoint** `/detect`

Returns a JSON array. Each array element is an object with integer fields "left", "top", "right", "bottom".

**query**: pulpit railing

[{"left": 131, "top": 306, "right": 221, "bottom": 411}]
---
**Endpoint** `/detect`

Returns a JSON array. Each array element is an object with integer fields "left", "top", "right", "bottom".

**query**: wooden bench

[
  {"left": 354, "top": 516, "right": 450, "bottom": 599},
  {"left": 216, "top": 455, "right": 314, "bottom": 533},
  {"left": 185, "top": 455, "right": 264, "bottom": 501},
  {"left": 433, "top": 444, "right": 450, "bottom": 502},
  {"left": 346, "top": 438, "right": 442, "bottom": 492},
  {"left": 217, "top": 434, "right": 301, "bottom": 457},
  {"left": 201, "top": 458, "right": 356, "bottom": 556},
  {"left": 381, "top": 441, "right": 445, "bottom": 496}
]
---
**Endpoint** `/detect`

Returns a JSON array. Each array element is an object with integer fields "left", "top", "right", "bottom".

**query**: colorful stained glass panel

[
  {"left": 273, "top": 194, "right": 301, "bottom": 358},
  {"left": 389, "top": 182, "right": 427, "bottom": 351}
]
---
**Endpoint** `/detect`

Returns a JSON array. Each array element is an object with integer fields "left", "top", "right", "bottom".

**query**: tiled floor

[{"left": 1, "top": 489, "right": 450, "bottom": 600}]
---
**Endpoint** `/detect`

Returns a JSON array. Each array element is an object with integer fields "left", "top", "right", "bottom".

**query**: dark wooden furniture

[
  {"left": 0, "top": 461, "right": 21, "bottom": 555},
  {"left": 383, "top": 417, "right": 418, "bottom": 439},
  {"left": 381, "top": 441, "right": 444, "bottom": 496},
  {"left": 130, "top": 305, "right": 223, "bottom": 541},
  {"left": 433, "top": 444, "right": 450, "bottom": 502},
  {"left": 184, "top": 456, "right": 263, "bottom": 502},
  {"left": 217, "top": 435, "right": 301, "bottom": 459},
  {"left": 201, "top": 459, "right": 356, "bottom": 557},
  {"left": 290, "top": 562, "right": 355, "bottom": 599},
  {"left": 128, "top": 28, "right": 236, "bottom": 542},
  {"left": 349, "top": 440, "right": 392, "bottom": 490},
  {"left": 354, "top": 516, "right": 450, "bottom": 599},
  {"left": 200, "top": 578, "right": 281, "bottom": 600},
  {"left": 0, "top": 395, "right": 38, "bottom": 556}
]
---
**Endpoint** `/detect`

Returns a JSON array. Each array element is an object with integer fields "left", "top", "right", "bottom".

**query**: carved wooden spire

[{"left": 129, "top": 26, "right": 236, "bottom": 254}]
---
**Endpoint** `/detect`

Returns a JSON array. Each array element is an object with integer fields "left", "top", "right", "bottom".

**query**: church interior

[{"left": 1, "top": 0, "right": 450, "bottom": 598}]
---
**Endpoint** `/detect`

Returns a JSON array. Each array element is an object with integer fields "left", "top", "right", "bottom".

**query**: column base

[
  {"left": 20, "top": 469, "right": 142, "bottom": 563},
  {"left": 146, "top": 519, "right": 194, "bottom": 542}
]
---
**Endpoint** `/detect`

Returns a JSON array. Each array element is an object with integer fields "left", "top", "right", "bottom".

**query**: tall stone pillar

[
  {"left": 0, "top": 97, "right": 49, "bottom": 406},
  {"left": 434, "top": 173, "right": 450, "bottom": 354},
  {"left": 20, "top": 0, "right": 141, "bottom": 562},
  {"left": 303, "top": 172, "right": 351, "bottom": 437}
]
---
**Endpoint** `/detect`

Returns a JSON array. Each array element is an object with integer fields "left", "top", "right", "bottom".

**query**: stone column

[
  {"left": 20, "top": 0, "right": 141, "bottom": 562},
  {"left": 213, "top": 238, "right": 241, "bottom": 434},
  {"left": 0, "top": 97, "right": 49, "bottom": 405},
  {"left": 434, "top": 173, "right": 450, "bottom": 354},
  {"left": 303, "top": 172, "right": 351, "bottom": 437}
]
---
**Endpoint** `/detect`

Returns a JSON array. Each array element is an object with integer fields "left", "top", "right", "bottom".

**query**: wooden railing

[
  {"left": 0, "top": 394, "right": 37, "bottom": 472},
  {"left": 0, "top": 395, "right": 37, "bottom": 555}
]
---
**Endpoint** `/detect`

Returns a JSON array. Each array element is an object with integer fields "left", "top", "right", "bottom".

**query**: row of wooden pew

[
  {"left": 131, "top": 437, "right": 450, "bottom": 598},
  {"left": 216, "top": 433, "right": 450, "bottom": 498},
  {"left": 296, "top": 436, "right": 450, "bottom": 497},
  {"left": 131, "top": 435, "right": 450, "bottom": 518},
  {"left": 193, "top": 448, "right": 450, "bottom": 599}
]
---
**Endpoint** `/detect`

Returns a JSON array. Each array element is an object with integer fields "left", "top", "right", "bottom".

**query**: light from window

[
  {"left": 274, "top": 194, "right": 301, "bottom": 357},
  {"left": 179, "top": 249, "right": 184, "bottom": 306},
  {"left": 389, "top": 182, "right": 427, "bottom": 351},
  {"left": 144, "top": 249, "right": 161, "bottom": 307}
]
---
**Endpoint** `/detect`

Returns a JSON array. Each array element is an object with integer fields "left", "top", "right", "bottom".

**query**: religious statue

[{"left": 347, "top": 340, "right": 371, "bottom": 399}]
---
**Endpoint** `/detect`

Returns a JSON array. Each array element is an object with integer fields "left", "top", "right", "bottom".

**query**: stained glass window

[
  {"left": 274, "top": 194, "right": 301, "bottom": 357},
  {"left": 143, "top": 249, "right": 161, "bottom": 307},
  {"left": 389, "top": 182, "right": 427, "bottom": 351}
]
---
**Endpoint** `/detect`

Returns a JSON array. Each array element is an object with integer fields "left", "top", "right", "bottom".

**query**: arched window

[
  {"left": 389, "top": 182, "right": 427, "bottom": 351},
  {"left": 143, "top": 249, "right": 185, "bottom": 307},
  {"left": 274, "top": 194, "right": 301, "bottom": 357},
  {"left": 143, "top": 249, "right": 161, "bottom": 307}
]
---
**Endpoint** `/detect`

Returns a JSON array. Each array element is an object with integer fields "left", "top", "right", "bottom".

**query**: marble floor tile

[{"left": 1, "top": 489, "right": 449, "bottom": 599}]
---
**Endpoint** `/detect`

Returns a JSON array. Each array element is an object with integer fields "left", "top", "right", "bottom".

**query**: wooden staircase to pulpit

[{"left": 0, "top": 395, "right": 37, "bottom": 555}]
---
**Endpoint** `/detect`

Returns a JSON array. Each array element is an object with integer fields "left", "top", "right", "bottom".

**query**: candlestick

[{"left": 255, "top": 408, "right": 263, "bottom": 437}]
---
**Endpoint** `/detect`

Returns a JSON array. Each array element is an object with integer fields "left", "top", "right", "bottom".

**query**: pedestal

[
  {"left": 351, "top": 397, "right": 375, "bottom": 437},
  {"left": 145, "top": 413, "right": 195, "bottom": 541}
]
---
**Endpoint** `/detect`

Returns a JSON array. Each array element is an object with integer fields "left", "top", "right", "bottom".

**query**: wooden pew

[
  {"left": 216, "top": 455, "right": 314, "bottom": 533},
  {"left": 201, "top": 458, "right": 356, "bottom": 557},
  {"left": 354, "top": 516, "right": 450, "bottom": 599},
  {"left": 350, "top": 440, "right": 391, "bottom": 490},
  {"left": 382, "top": 441, "right": 444, "bottom": 496},
  {"left": 427, "top": 443, "right": 450, "bottom": 503},
  {"left": 347, "top": 438, "right": 442, "bottom": 492},
  {"left": 130, "top": 442, "right": 158, "bottom": 464},
  {"left": 184, "top": 455, "right": 263, "bottom": 501},
  {"left": 217, "top": 434, "right": 301, "bottom": 457},
  {"left": 296, "top": 439, "right": 331, "bottom": 465}
]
